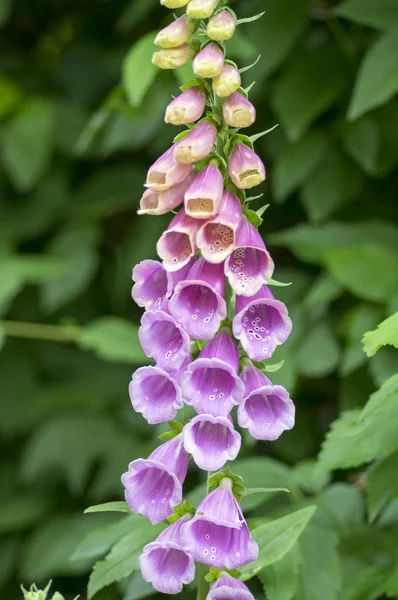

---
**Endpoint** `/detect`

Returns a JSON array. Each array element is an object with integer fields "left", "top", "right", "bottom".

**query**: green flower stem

[
  {"left": 0, "top": 320, "right": 79, "bottom": 343},
  {"left": 197, "top": 563, "right": 210, "bottom": 600}
]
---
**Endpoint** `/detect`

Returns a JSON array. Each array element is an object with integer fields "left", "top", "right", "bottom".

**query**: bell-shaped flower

[
  {"left": 223, "top": 92, "right": 256, "bottom": 128},
  {"left": 138, "top": 172, "right": 193, "bottom": 216},
  {"left": 212, "top": 64, "right": 241, "bottom": 98},
  {"left": 207, "top": 573, "right": 256, "bottom": 600},
  {"left": 193, "top": 43, "right": 224, "bottom": 78},
  {"left": 169, "top": 258, "right": 227, "bottom": 340},
  {"left": 152, "top": 44, "right": 195, "bottom": 70},
  {"left": 207, "top": 10, "right": 236, "bottom": 41},
  {"left": 165, "top": 87, "right": 207, "bottom": 126},
  {"left": 184, "top": 163, "right": 223, "bottom": 219},
  {"left": 187, "top": 0, "right": 217, "bottom": 19},
  {"left": 233, "top": 285, "right": 292, "bottom": 361},
  {"left": 174, "top": 121, "right": 218, "bottom": 164},
  {"left": 225, "top": 218, "right": 274, "bottom": 296},
  {"left": 155, "top": 16, "right": 196, "bottom": 48},
  {"left": 181, "top": 330, "right": 243, "bottom": 415},
  {"left": 139, "top": 309, "right": 191, "bottom": 371},
  {"left": 197, "top": 190, "right": 242, "bottom": 264},
  {"left": 229, "top": 143, "right": 266, "bottom": 189},
  {"left": 157, "top": 209, "right": 201, "bottom": 271},
  {"left": 238, "top": 363, "right": 295, "bottom": 440},
  {"left": 183, "top": 414, "right": 241, "bottom": 471},
  {"left": 139, "top": 514, "right": 195, "bottom": 595},
  {"left": 181, "top": 479, "right": 259, "bottom": 569},
  {"left": 121, "top": 435, "right": 189, "bottom": 525},
  {"left": 132, "top": 259, "right": 172, "bottom": 311},
  {"left": 146, "top": 146, "right": 192, "bottom": 192}
]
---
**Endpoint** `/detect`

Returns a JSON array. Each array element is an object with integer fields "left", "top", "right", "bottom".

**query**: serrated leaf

[
  {"left": 122, "top": 32, "right": 158, "bottom": 107},
  {"left": 362, "top": 312, "right": 398, "bottom": 357},
  {"left": 77, "top": 317, "right": 146, "bottom": 364},
  {"left": 258, "top": 543, "right": 300, "bottom": 600},
  {"left": 335, "top": 0, "right": 398, "bottom": 31},
  {"left": 367, "top": 452, "right": 398, "bottom": 522},
  {"left": 72, "top": 516, "right": 136, "bottom": 562},
  {"left": 85, "top": 502, "right": 131, "bottom": 515}
]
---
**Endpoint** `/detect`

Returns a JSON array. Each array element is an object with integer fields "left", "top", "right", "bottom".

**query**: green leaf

[
  {"left": 335, "top": 0, "right": 398, "bottom": 31},
  {"left": 1, "top": 99, "right": 56, "bottom": 192},
  {"left": 340, "top": 303, "right": 383, "bottom": 376},
  {"left": 303, "top": 274, "right": 343, "bottom": 310},
  {"left": 77, "top": 317, "right": 146, "bottom": 364},
  {"left": 0, "top": 323, "right": 4, "bottom": 352},
  {"left": 123, "top": 32, "right": 158, "bottom": 107},
  {"left": 243, "top": 208, "right": 263, "bottom": 228},
  {"left": 292, "top": 459, "right": 330, "bottom": 494},
  {"left": 0, "top": 538, "right": 18, "bottom": 588},
  {"left": 123, "top": 571, "right": 155, "bottom": 600},
  {"left": 342, "top": 116, "right": 380, "bottom": 175},
  {"left": 348, "top": 28, "right": 398, "bottom": 120},
  {"left": 362, "top": 312, "right": 398, "bottom": 357},
  {"left": 315, "top": 484, "right": 364, "bottom": 531},
  {"left": 240, "top": 506, "right": 316, "bottom": 580},
  {"left": 0, "top": 495, "right": 50, "bottom": 535},
  {"left": 296, "top": 322, "right": 340, "bottom": 378},
  {"left": 0, "top": 75, "right": 22, "bottom": 119},
  {"left": 258, "top": 544, "right": 300, "bottom": 600},
  {"left": 85, "top": 503, "right": 131, "bottom": 515},
  {"left": 367, "top": 452, "right": 398, "bottom": 522},
  {"left": 0, "top": 0, "right": 12, "bottom": 28},
  {"left": 72, "top": 516, "right": 141, "bottom": 562}
]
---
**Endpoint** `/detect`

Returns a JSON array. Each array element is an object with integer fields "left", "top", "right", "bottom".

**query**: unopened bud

[
  {"left": 229, "top": 143, "right": 266, "bottom": 189},
  {"left": 187, "top": 0, "right": 217, "bottom": 19},
  {"left": 174, "top": 121, "right": 217, "bottom": 164},
  {"left": 161, "top": 0, "right": 190, "bottom": 8},
  {"left": 152, "top": 44, "right": 195, "bottom": 70},
  {"left": 193, "top": 42, "right": 224, "bottom": 79},
  {"left": 212, "top": 64, "right": 241, "bottom": 98},
  {"left": 207, "top": 10, "right": 236, "bottom": 40},
  {"left": 155, "top": 17, "right": 196, "bottom": 49},
  {"left": 223, "top": 92, "right": 256, "bottom": 128},
  {"left": 165, "top": 87, "right": 207, "bottom": 125}
]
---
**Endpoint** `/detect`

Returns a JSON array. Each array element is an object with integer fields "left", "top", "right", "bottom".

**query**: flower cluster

[{"left": 122, "top": 1, "right": 295, "bottom": 596}]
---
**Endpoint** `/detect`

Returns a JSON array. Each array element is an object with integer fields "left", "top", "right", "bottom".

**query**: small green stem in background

[
  {"left": 0, "top": 320, "right": 79, "bottom": 343},
  {"left": 197, "top": 562, "right": 209, "bottom": 600}
]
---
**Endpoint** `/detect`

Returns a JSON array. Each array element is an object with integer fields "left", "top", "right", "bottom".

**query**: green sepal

[
  {"left": 250, "top": 124, "right": 279, "bottom": 143},
  {"left": 21, "top": 582, "right": 53, "bottom": 600},
  {"left": 239, "top": 55, "right": 261, "bottom": 74},
  {"left": 243, "top": 208, "right": 262, "bottom": 228},
  {"left": 236, "top": 86, "right": 249, "bottom": 99},
  {"left": 236, "top": 11, "right": 266, "bottom": 25},
  {"left": 252, "top": 359, "right": 285, "bottom": 374},
  {"left": 173, "top": 128, "right": 192, "bottom": 144},
  {"left": 245, "top": 193, "right": 264, "bottom": 203},
  {"left": 208, "top": 467, "right": 247, "bottom": 501},
  {"left": 159, "top": 420, "right": 183, "bottom": 442},
  {"left": 205, "top": 567, "right": 241, "bottom": 584},
  {"left": 245, "top": 81, "right": 256, "bottom": 94},
  {"left": 167, "top": 500, "right": 196, "bottom": 524},
  {"left": 245, "top": 487, "right": 290, "bottom": 495},
  {"left": 268, "top": 279, "right": 293, "bottom": 287},
  {"left": 213, "top": 6, "right": 237, "bottom": 20},
  {"left": 180, "top": 78, "right": 210, "bottom": 94},
  {"left": 224, "top": 133, "right": 254, "bottom": 157},
  {"left": 199, "top": 39, "right": 225, "bottom": 54},
  {"left": 224, "top": 58, "right": 239, "bottom": 69}
]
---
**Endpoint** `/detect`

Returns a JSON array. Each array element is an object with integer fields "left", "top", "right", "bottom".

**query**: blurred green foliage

[{"left": 1, "top": 0, "right": 398, "bottom": 599}]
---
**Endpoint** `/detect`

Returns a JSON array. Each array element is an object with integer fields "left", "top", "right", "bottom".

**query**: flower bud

[
  {"left": 146, "top": 146, "right": 192, "bottom": 192},
  {"left": 155, "top": 16, "right": 196, "bottom": 49},
  {"left": 228, "top": 142, "right": 266, "bottom": 189},
  {"left": 187, "top": 0, "right": 217, "bottom": 19},
  {"left": 165, "top": 87, "right": 207, "bottom": 125},
  {"left": 174, "top": 121, "right": 217, "bottom": 164},
  {"left": 184, "top": 163, "right": 224, "bottom": 219},
  {"left": 193, "top": 42, "right": 224, "bottom": 79},
  {"left": 161, "top": 0, "right": 190, "bottom": 8},
  {"left": 212, "top": 64, "right": 241, "bottom": 98},
  {"left": 223, "top": 91, "right": 256, "bottom": 128},
  {"left": 138, "top": 172, "right": 194, "bottom": 215},
  {"left": 207, "top": 10, "right": 236, "bottom": 41},
  {"left": 152, "top": 44, "right": 195, "bottom": 70}
]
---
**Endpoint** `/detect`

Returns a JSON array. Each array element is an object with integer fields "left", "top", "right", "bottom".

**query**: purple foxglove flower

[
  {"left": 181, "top": 330, "right": 244, "bottom": 416},
  {"left": 139, "top": 173, "right": 194, "bottom": 216},
  {"left": 207, "top": 10, "right": 237, "bottom": 41},
  {"left": 157, "top": 209, "right": 201, "bottom": 271},
  {"left": 223, "top": 92, "right": 256, "bottom": 128},
  {"left": 174, "top": 121, "right": 218, "bottom": 164},
  {"left": 155, "top": 16, "right": 196, "bottom": 49},
  {"left": 181, "top": 479, "right": 259, "bottom": 569},
  {"left": 139, "top": 514, "right": 195, "bottom": 594},
  {"left": 187, "top": 0, "right": 217, "bottom": 19},
  {"left": 224, "top": 218, "right": 274, "bottom": 296},
  {"left": 193, "top": 43, "right": 224, "bottom": 79},
  {"left": 212, "top": 64, "right": 241, "bottom": 98},
  {"left": 229, "top": 143, "right": 266, "bottom": 189},
  {"left": 207, "top": 573, "right": 255, "bottom": 600},
  {"left": 169, "top": 258, "right": 227, "bottom": 340},
  {"left": 238, "top": 364, "right": 295, "bottom": 440},
  {"left": 233, "top": 285, "right": 292, "bottom": 361},
  {"left": 146, "top": 146, "right": 192, "bottom": 192},
  {"left": 152, "top": 44, "right": 195, "bottom": 70},
  {"left": 184, "top": 163, "right": 223, "bottom": 220},
  {"left": 196, "top": 190, "right": 242, "bottom": 264},
  {"left": 139, "top": 309, "right": 191, "bottom": 371},
  {"left": 161, "top": 0, "right": 190, "bottom": 7},
  {"left": 183, "top": 414, "right": 241, "bottom": 471},
  {"left": 121, "top": 435, "right": 189, "bottom": 524},
  {"left": 165, "top": 87, "right": 207, "bottom": 126},
  {"left": 132, "top": 259, "right": 172, "bottom": 311}
]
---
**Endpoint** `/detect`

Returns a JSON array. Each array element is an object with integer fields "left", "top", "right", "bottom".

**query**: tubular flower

[
  {"left": 233, "top": 285, "right": 292, "bottom": 361},
  {"left": 223, "top": 92, "right": 256, "bottom": 128},
  {"left": 132, "top": 259, "right": 173, "bottom": 310},
  {"left": 165, "top": 87, "right": 207, "bottom": 125},
  {"left": 207, "top": 573, "right": 256, "bottom": 600},
  {"left": 183, "top": 414, "right": 241, "bottom": 471},
  {"left": 155, "top": 16, "right": 196, "bottom": 49},
  {"left": 187, "top": 0, "right": 217, "bottom": 19},
  {"left": 196, "top": 190, "right": 242, "bottom": 264},
  {"left": 181, "top": 330, "right": 244, "bottom": 416},
  {"left": 225, "top": 217, "right": 274, "bottom": 296},
  {"left": 152, "top": 44, "right": 195, "bottom": 70},
  {"left": 139, "top": 309, "right": 191, "bottom": 372},
  {"left": 174, "top": 121, "right": 218, "bottom": 164},
  {"left": 138, "top": 173, "right": 192, "bottom": 215},
  {"left": 139, "top": 514, "right": 195, "bottom": 594},
  {"left": 157, "top": 208, "right": 201, "bottom": 271},
  {"left": 229, "top": 143, "right": 266, "bottom": 189},
  {"left": 212, "top": 64, "right": 241, "bottom": 98},
  {"left": 184, "top": 163, "right": 224, "bottom": 219},
  {"left": 146, "top": 146, "right": 192, "bottom": 192},
  {"left": 169, "top": 258, "right": 227, "bottom": 340},
  {"left": 181, "top": 479, "right": 259, "bottom": 569},
  {"left": 207, "top": 10, "right": 236, "bottom": 41},
  {"left": 193, "top": 43, "right": 224, "bottom": 78},
  {"left": 121, "top": 435, "right": 189, "bottom": 525}
]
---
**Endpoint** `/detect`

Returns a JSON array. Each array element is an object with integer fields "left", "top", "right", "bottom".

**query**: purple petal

[
  {"left": 132, "top": 260, "right": 172, "bottom": 310},
  {"left": 129, "top": 365, "right": 184, "bottom": 424},
  {"left": 184, "top": 163, "right": 224, "bottom": 220},
  {"left": 138, "top": 174, "right": 194, "bottom": 216},
  {"left": 139, "top": 310, "right": 191, "bottom": 372},
  {"left": 157, "top": 208, "right": 202, "bottom": 272},
  {"left": 183, "top": 414, "right": 241, "bottom": 471},
  {"left": 174, "top": 121, "right": 218, "bottom": 164},
  {"left": 208, "top": 573, "right": 255, "bottom": 600},
  {"left": 200, "top": 330, "right": 240, "bottom": 372},
  {"left": 146, "top": 146, "right": 192, "bottom": 192}
]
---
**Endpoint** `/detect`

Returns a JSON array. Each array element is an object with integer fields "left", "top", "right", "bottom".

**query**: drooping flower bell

[
  {"left": 181, "top": 478, "right": 259, "bottom": 569},
  {"left": 139, "top": 514, "right": 195, "bottom": 594},
  {"left": 187, "top": 0, "right": 217, "bottom": 18},
  {"left": 174, "top": 121, "right": 218, "bottom": 164},
  {"left": 157, "top": 208, "right": 201, "bottom": 271},
  {"left": 207, "top": 573, "right": 256, "bottom": 600},
  {"left": 212, "top": 64, "right": 241, "bottom": 98},
  {"left": 229, "top": 143, "right": 266, "bottom": 189},
  {"left": 161, "top": 0, "right": 190, "bottom": 7},
  {"left": 139, "top": 309, "right": 191, "bottom": 371},
  {"left": 196, "top": 190, "right": 242, "bottom": 264},
  {"left": 239, "top": 363, "right": 295, "bottom": 440},
  {"left": 181, "top": 330, "right": 244, "bottom": 416},
  {"left": 193, "top": 43, "right": 224, "bottom": 78},
  {"left": 184, "top": 163, "right": 224, "bottom": 219},
  {"left": 138, "top": 172, "right": 193, "bottom": 215},
  {"left": 223, "top": 92, "right": 256, "bottom": 128},
  {"left": 155, "top": 16, "right": 196, "bottom": 48},
  {"left": 132, "top": 259, "right": 172, "bottom": 311},
  {"left": 165, "top": 87, "right": 207, "bottom": 126},
  {"left": 233, "top": 285, "right": 292, "bottom": 361},
  {"left": 169, "top": 258, "right": 227, "bottom": 340},
  {"left": 152, "top": 44, "right": 196, "bottom": 70},
  {"left": 207, "top": 10, "right": 236, "bottom": 41},
  {"left": 183, "top": 414, "right": 241, "bottom": 471},
  {"left": 224, "top": 218, "right": 274, "bottom": 296},
  {"left": 122, "top": 435, "right": 189, "bottom": 525},
  {"left": 146, "top": 146, "right": 192, "bottom": 192}
]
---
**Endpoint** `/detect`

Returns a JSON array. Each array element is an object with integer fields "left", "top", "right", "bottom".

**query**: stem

[
  {"left": 197, "top": 563, "right": 209, "bottom": 600},
  {"left": 0, "top": 320, "right": 79, "bottom": 343}
]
